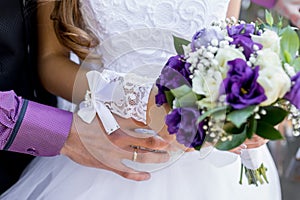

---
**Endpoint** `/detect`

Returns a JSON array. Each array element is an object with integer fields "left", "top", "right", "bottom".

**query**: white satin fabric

[{"left": 0, "top": 0, "right": 281, "bottom": 199}]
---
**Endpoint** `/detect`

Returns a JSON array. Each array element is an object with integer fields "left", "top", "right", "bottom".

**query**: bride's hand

[{"left": 229, "top": 134, "right": 268, "bottom": 154}]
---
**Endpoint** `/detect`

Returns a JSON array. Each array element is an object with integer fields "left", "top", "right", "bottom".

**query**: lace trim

[{"left": 103, "top": 70, "right": 153, "bottom": 124}]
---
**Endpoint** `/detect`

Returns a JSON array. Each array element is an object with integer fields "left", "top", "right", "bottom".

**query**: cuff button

[{"left": 27, "top": 147, "right": 38, "bottom": 155}]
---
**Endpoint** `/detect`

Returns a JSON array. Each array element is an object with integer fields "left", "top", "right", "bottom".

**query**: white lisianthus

[
  {"left": 251, "top": 29, "right": 280, "bottom": 54},
  {"left": 192, "top": 69, "right": 223, "bottom": 103},
  {"left": 255, "top": 49, "right": 291, "bottom": 105},
  {"left": 214, "top": 46, "right": 246, "bottom": 78}
]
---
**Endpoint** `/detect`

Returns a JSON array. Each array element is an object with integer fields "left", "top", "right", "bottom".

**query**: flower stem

[
  {"left": 239, "top": 163, "right": 268, "bottom": 186},
  {"left": 239, "top": 163, "right": 244, "bottom": 185}
]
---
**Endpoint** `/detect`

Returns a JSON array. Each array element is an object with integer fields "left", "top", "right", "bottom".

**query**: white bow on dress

[{"left": 78, "top": 70, "right": 120, "bottom": 135}]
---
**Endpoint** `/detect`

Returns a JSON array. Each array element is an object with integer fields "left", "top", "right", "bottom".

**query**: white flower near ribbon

[{"left": 78, "top": 70, "right": 120, "bottom": 135}]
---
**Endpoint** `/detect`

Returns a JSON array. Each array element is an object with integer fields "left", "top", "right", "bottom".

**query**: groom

[{"left": 0, "top": 0, "right": 169, "bottom": 194}]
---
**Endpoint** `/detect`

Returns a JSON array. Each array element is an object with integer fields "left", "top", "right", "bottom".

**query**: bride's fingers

[
  {"left": 229, "top": 136, "right": 268, "bottom": 154},
  {"left": 229, "top": 143, "right": 248, "bottom": 154},
  {"left": 243, "top": 135, "right": 268, "bottom": 149}
]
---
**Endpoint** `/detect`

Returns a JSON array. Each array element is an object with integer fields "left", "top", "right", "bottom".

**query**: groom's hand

[{"left": 60, "top": 113, "right": 170, "bottom": 181}]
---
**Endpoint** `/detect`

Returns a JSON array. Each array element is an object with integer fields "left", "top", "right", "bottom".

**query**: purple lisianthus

[
  {"left": 227, "top": 24, "right": 256, "bottom": 37},
  {"left": 285, "top": 72, "right": 300, "bottom": 109},
  {"left": 165, "top": 107, "right": 206, "bottom": 148},
  {"left": 155, "top": 55, "right": 191, "bottom": 106},
  {"left": 231, "top": 35, "right": 262, "bottom": 59},
  {"left": 227, "top": 24, "right": 262, "bottom": 59},
  {"left": 220, "top": 58, "right": 267, "bottom": 109},
  {"left": 191, "top": 27, "right": 224, "bottom": 51}
]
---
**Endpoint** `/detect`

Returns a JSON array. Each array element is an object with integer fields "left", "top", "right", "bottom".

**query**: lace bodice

[{"left": 79, "top": 0, "right": 230, "bottom": 123}]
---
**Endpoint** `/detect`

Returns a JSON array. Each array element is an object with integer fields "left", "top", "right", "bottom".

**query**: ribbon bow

[{"left": 78, "top": 70, "right": 120, "bottom": 135}]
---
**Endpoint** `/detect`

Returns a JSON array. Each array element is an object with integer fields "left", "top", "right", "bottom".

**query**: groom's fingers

[
  {"left": 104, "top": 164, "right": 151, "bottom": 181},
  {"left": 98, "top": 144, "right": 170, "bottom": 165},
  {"left": 63, "top": 125, "right": 159, "bottom": 180},
  {"left": 109, "top": 129, "right": 170, "bottom": 150},
  {"left": 69, "top": 147, "right": 152, "bottom": 181},
  {"left": 123, "top": 148, "right": 170, "bottom": 164}
]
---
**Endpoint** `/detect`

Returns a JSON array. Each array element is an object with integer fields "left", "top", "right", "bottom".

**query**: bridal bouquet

[{"left": 155, "top": 12, "right": 300, "bottom": 186}]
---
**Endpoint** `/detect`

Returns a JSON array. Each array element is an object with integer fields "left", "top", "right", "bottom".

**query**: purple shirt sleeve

[
  {"left": 0, "top": 90, "right": 72, "bottom": 156},
  {"left": 251, "top": 0, "right": 277, "bottom": 8}
]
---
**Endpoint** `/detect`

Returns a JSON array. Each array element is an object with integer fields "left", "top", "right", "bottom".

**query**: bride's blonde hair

[{"left": 50, "top": 0, "right": 99, "bottom": 59}]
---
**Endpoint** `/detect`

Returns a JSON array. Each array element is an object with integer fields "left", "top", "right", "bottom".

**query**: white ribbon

[
  {"left": 78, "top": 70, "right": 120, "bottom": 135},
  {"left": 240, "top": 145, "right": 265, "bottom": 170}
]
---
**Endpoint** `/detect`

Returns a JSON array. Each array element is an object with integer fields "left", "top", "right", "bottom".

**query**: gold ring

[
  {"left": 130, "top": 145, "right": 167, "bottom": 154},
  {"left": 132, "top": 148, "right": 138, "bottom": 162}
]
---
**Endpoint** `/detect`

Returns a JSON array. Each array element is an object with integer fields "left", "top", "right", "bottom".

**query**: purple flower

[
  {"left": 165, "top": 107, "right": 206, "bottom": 148},
  {"left": 191, "top": 27, "right": 224, "bottom": 51},
  {"left": 227, "top": 24, "right": 262, "bottom": 59},
  {"left": 220, "top": 58, "right": 267, "bottom": 109},
  {"left": 155, "top": 55, "right": 191, "bottom": 106},
  {"left": 285, "top": 72, "right": 300, "bottom": 109},
  {"left": 227, "top": 24, "right": 256, "bottom": 37},
  {"left": 231, "top": 35, "right": 262, "bottom": 59}
]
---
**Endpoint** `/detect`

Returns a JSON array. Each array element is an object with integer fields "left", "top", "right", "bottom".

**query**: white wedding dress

[{"left": 0, "top": 0, "right": 281, "bottom": 199}]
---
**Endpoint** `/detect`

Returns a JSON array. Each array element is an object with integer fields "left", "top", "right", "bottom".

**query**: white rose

[
  {"left": 255, "top": 50, "right": 291, "bottom": 105},
  {"left": 192, "top": 70, "right": 223, "bottom": 103},
  {"left": 215, "top": 46, "right": 246, "bottom": 78},
  {"left": 255, "top": 49, "right": 281, "bottom": 70},
  {"left": 251, "top": 29, "right": 280, "bottom": 54}
]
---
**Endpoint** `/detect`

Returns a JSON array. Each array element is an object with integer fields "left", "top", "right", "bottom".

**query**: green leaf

[
  {"left": 173, "top": 35, "right": 190, "bottom": 55},
  {"left": 256, "top": 121, "right": 284, "bottom": 140},
  {"left": 265, "top": 10, "right": 274, "bottom": 27},
  {"left": 170, "top": 85, "right": 192, "bottom": 98},
  {"left": 197, "top": 105, "right": 228, "bottom": 123},
  {"left": 175, "top": 91, "right": 198, "bottom": 107},
  {"left": 280, "top": 26, "right": 300, "bottom": 63},
  {"left": 215, "top": 127, "right": 247, "bottom": 151},
  {"left": 246, "top": 116, "right": 257, "bottom": 139},
  {"left": 283, "top": 50, "right": 292, "bottom": 64},
  {"left": 227, "top": 106, "right": 256, "bottom": 128},
  {"left": 223, "top": 122, "right": 244, "bottom": 135},
  {"left": 258, "top": 106, "right": 288, "bottom": 126},
  {"left": 164, "top": 90, "right": 175, "bottom": 108},
  {"left": 277, "top": 16, "right": 283, "bottom": 29},
  {"left": 292, "top": 57, "right": 300, "bottom": 72}
]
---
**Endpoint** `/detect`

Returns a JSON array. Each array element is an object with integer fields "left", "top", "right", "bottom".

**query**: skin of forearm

[
  {"left": 226, "top": 0, "right": 242, "bottom": 19},
  {"left": 38, "top": 52, "right": 88, "bottom": 104},
  {"left": 37, "top": 1, "right": 88, "bottom": 104}
]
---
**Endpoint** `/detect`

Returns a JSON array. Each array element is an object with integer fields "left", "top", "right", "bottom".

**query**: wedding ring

[
  {"left": 132, "top": 148, "right": 138, "bottom": 162},
  {"left": 130, "top": 145, "right": 167, "bottom": 154}
]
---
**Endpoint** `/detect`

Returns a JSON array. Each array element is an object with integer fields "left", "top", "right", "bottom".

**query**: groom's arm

[
  {"left": 0, "top": 90, "right": 171, "bottom": 181},
  {"left": 0, "top": 90, "right": 71, "bottom": 156}
]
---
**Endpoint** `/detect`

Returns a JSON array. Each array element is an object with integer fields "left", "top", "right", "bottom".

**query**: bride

[{"left": 1, "top": 0, "right": 281, "bottom": 199}]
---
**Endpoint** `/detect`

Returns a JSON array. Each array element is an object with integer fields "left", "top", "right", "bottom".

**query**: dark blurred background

[{"left": 240, "top": 1, "right": 300, "bottom": 200}]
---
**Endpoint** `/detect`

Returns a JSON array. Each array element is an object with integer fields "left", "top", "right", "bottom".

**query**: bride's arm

[
  {"left": 226, "top": 0, "right": 242, "bottom": 19},
  {"left": 36, "top": 1, "right": 174, "bottom": 167},
  {"left": 37, "top": 1, "right": 88, "bottom": 103}
]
